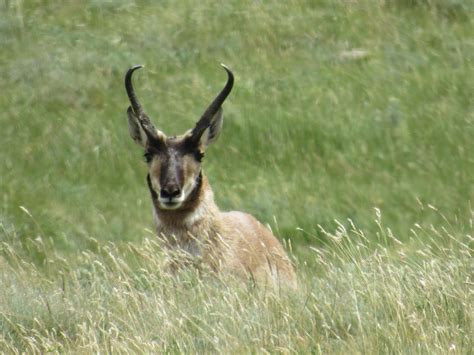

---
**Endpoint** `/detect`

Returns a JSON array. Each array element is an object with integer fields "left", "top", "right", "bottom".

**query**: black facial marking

[
  {"left": 180, "top": 138, "right": 204, "bottom": 162},
  {"left": 195, "top": 170, "right": 203, "bottom": 191},
  {"left": 146, "top": 174, "right": 158, "bottom": 200}
]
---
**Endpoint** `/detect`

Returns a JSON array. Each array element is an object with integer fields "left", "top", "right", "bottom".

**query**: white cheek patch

[
  {"left": 150, "top": 175, "right": 161, "bottom": 194},
  {"left": 149, "top": 158, "right": 164, "bottom": 194},
  {"left": 182, "top": 175, "right": 197, "bottom": 200}
]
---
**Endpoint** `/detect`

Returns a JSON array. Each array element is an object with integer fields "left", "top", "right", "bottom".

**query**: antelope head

[{"left": 125, "top": 64, "right": 234, "bottom": 210}]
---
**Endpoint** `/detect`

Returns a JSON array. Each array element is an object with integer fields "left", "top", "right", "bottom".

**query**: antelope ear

[
  {"left": 199, "top": 108, "right": 223, "bottom": 148},
  {"left": 127, "top": 106, "right": 146, "bottom": 147},
  {"left": 127, "top": 106, "right": 166, "bottom": 148}
]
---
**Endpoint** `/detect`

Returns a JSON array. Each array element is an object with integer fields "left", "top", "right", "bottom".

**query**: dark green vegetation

[{"left": 0, "top": 0, "right": 472, "bottom": 352}]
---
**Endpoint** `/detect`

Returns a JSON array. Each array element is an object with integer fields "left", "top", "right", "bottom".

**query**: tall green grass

[{"left": 0, "top": 0, "right": 473, "bottom": 352}]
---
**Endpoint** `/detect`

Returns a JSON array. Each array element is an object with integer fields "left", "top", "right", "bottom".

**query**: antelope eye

[
  {"left": 144, "top": 151, "right": 154, "bottom": 163},
  {"left": 194, "top": 150, "right": 204, "bottom": 162}
]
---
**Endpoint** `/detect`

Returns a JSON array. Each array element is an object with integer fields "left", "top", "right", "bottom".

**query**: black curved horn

[
  {"left": 191, "top": 64, "right": 234, "bottom": 141},
  {"left": 125, "top": 65, "right": 162, "bottom": 145},
  {"left": 125, "top": 65, "right": 145, "bottom": 116}
]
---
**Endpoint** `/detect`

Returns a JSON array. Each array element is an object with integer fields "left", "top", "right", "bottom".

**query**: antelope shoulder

[{"left": 218, "top": 211, "right": 297, "bottom": 289}]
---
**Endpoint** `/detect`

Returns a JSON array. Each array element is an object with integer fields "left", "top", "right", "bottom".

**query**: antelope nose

[{"left": 160, "top": 185, "right": 181, "bottom": 199}]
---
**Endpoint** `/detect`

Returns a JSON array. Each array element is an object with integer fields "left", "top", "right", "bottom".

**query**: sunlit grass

[{"left": 0, "top": 207, "right": 472, "bottom": 352}]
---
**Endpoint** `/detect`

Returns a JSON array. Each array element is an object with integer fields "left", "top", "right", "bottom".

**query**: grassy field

[{"left": 0, "top": 0, "right": 473, "bottom": 352}]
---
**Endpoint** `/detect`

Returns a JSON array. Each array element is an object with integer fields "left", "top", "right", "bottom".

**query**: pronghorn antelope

[{"left": 125, "top": 64, "right": 296, "bottom": 288}]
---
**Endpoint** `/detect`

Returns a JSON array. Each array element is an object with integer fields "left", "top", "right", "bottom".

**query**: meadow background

[{"left": 0, "top": 0, "right": 472, "bottom": 352}]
